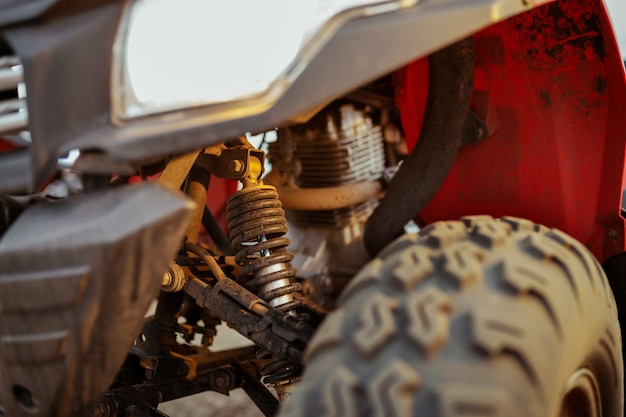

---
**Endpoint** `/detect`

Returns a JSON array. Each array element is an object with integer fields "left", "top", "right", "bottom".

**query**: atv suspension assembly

[
  {"left": 101, "top": 227, "right": 315, "bottom": 417},
  {"left": 96, "top": 145, "right": 323, "bottom": 417},
  {"left": 180, "top": 142, "right": 314, "bottom": 387},
  {"left": 222, "top": 146, "right": 304, "bottom": 392}
]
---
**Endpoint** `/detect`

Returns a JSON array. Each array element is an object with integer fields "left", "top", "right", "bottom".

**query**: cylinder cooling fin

[
  {"left": 271, "top": 102, "right": 386, "bottom": 230},
  {"left": 290, "top": 106, "right": 385, "bottom": 188}
]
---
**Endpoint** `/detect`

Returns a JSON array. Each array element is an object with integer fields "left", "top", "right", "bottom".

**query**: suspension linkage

[
  {"left": 185, "top": 242, "right": 269, "bottom": 315},
  {"left": 182, "top": 243, "right": 314, "bottom": 362}
]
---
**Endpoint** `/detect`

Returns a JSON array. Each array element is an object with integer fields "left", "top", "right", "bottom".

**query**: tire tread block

[
  {"left": 419, "top": 221, "right": 467, "bottom": 249},
  {"left": 501, "top": 261, "right": 564, "bottom": 337},
  {"left": 472, "top": 307, "right": 549, "bottom": 389},
  {"left": 442, "top": 247, "right": 482, "bottom": 288},
  {"left": 390, "top": 247, "right": 435, "bottom": 290},
  {"left": 353, "top": 293, "right": 398, "bottom": 357},
  {"left": 322, "top": 366, "right": 359, "bottom": 417},
  {"left": 369, "top": 360, "right": 420, "bottom": 417},
  {"left": 406, "top": 286, "right": 452, "bottom": 356},
  {"left": 525, "top": 234, "right": 580, "bottom": 307}
]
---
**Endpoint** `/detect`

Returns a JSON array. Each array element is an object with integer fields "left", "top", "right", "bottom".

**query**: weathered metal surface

[
  {"left": 158, "top": 151, "right": 201, "bottom": 192},
  {"left": 102, "top": 345, "right": 277, "bottom": 417}
]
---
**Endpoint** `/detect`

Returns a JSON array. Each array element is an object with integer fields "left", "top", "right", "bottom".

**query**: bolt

[
  {"left": 162, "top": 264, "right": 186, "bottom": 292},
  {"left": 213, "top": 371, "right": 232, "bottom": 389},
  {"left": 145, "top": 369, "right": 156, "bottom": 380},
  {"left": 162, "top": 271, "right": 173, "bottom": 287},
  {"left": 609, "top": 229, "right": 618, "bottom": 240},
  {"left": 229, "top": 159, "right": 245, "bottom": 174}
]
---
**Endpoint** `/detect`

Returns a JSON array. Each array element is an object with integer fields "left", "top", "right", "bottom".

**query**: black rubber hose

[{"left": 364, "top": 38, "right": 475, "bottom": 257}]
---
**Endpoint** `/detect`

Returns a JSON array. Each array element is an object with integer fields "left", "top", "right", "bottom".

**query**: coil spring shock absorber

[
  {"left": 226, "top": 153, "right": 302, "bottom": 390},
  {"left": 227, "top": 184, "right": 301, "bottom": 312}
]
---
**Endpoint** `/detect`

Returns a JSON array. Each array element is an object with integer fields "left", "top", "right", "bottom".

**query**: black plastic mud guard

[{"left": 0, "top": 183, "right": 193, "bottom": 417}]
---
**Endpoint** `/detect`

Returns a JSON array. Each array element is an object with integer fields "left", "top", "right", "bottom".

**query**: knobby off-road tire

[{"left": 279, "top": 216, "right": 623, "bottom": 417}]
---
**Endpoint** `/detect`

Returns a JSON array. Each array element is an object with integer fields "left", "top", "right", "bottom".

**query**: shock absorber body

[{"left": 225, "top": 152, "right": 302, "bottom": 392}]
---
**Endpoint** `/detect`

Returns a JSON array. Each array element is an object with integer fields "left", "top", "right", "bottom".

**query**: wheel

[{"left": 279, "top": 216, "right": 623, "bottom": 417}]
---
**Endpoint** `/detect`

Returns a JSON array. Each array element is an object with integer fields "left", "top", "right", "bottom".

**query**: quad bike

[{"left": 0, "top": 0, "right": 625, "bottom": 416}]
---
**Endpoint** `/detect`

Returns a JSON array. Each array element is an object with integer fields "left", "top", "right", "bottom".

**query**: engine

[{"left": 267, "top": 101, "right": 399, "bottom": 307}]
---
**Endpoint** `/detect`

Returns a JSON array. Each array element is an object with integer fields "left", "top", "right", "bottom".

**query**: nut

[{"left": 228, "top": 159, "right": 245, "bottom": 174}]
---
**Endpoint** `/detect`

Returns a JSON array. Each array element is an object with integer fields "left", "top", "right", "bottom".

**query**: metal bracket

[
  {"left": 197, "top": 147, "right": 265, "bottom": 180},
  {"left": 183, "top": 275, "right": 311, "bottom": 362},
  {"left": 100, "top": 344, "right": 279, "bottom": 417},
  {"left": 462, "top": 110, "right": 489, "bottom": 145},
  {"left": 157, "top": 150, "right": 202, "bottom": 191}
]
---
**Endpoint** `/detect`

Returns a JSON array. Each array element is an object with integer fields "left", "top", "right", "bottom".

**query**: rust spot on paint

[
  {"left": 539, "top": 91, "right": 552, "bottom": 106},
  {"left": 593, "top": 75, "right": 607, "bottom": 94}
]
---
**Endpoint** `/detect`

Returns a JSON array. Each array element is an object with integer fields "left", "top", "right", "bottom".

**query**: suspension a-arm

[{"left": 181, "top": 247, "right": 314, "bottom": 362}]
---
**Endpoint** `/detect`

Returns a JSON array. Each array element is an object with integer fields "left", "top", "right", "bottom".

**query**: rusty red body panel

[{"left": 399, "top": 0, "right": 626, "bottom": 262}]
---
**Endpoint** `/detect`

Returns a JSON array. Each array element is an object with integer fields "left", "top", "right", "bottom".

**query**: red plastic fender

[{"left": 398, "top": 0, "right": 626, "bottom": 262}]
